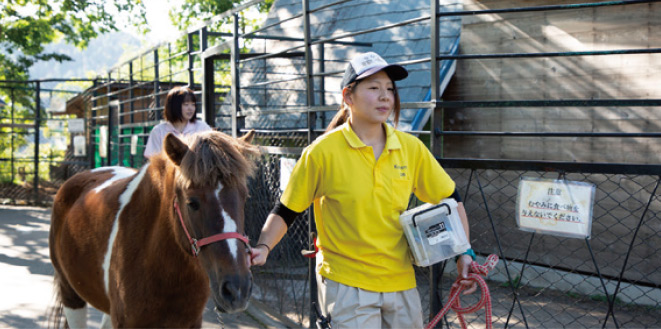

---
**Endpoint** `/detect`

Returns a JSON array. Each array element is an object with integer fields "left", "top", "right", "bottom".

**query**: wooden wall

[{"left": 442, "top": 0, "right": 661, "bottom": 164}]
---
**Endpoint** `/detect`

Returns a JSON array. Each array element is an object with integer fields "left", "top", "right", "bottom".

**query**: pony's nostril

[
  {"left": 217, "top": 275, "right": 251, "bottom": 311},
  {"left": 221, "top": 280, "right": 240, "bottom": 302}
]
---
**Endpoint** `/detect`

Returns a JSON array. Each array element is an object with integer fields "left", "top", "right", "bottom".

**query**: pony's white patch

[
  {"left": 222, "top": 211, "right": 239, "bottom": 260},
  {"left": 100, "top": 313, "right": 112, "bottom": 329},
  {"left": 63, "top": 306, "right": 87, "bottom": 329},
  {"left": 216, "top": 183, "right": 239, "bottom": 260},
  {"left": 93, "top": 166, "right": 136, "bottom": 193},
  {"left": 102, "top": 164, "right": 149, "bottom": 293}
]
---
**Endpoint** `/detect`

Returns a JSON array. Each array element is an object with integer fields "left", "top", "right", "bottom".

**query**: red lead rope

[{"left": 425, "top": 254, "right": 500, "bottom": 329}]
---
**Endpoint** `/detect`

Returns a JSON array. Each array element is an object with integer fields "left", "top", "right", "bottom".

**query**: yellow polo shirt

[{"left": 281, "top": 122, "right": 456, "bottom": 292}]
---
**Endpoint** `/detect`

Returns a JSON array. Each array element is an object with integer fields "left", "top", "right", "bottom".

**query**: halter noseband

[{"left": 174, "top": 200, "right": 251, "bottom": 257}]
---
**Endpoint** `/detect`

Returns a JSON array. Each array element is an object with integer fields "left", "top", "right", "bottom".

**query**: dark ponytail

[
  {"left": 325, "top": 82, "right": 354, "bottom": 133},
  {"left": 325, "top": 106, "right": 350, "bottom": 133}
]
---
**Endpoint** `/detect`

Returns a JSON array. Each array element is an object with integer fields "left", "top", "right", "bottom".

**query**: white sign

[
  {"left": 73, "top": 135, "right": 86, "bottom": 156},
  {"left": 99, "top": 126, "right": 108, "bottom": 158},
  {"left": 130, "top": 135, "right": 139, "bottom": 156},
  {"left": 68, "top": 118, "right": 85, "bottom": 133},
  {"left": 516, "top": 177, "right": 595, "bottom": 239},
  {"left": 279, "top": 157, "right": 297, "bottom": 191}
]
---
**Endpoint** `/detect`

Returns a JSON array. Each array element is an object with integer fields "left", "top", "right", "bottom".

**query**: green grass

[{"left": 501, "top": 275, "right": 521, "bottom": 288}]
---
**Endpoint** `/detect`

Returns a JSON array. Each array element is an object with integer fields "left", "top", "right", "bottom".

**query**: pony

[{"left": 48, "top": 130, "right": 259, "bottom": 328}]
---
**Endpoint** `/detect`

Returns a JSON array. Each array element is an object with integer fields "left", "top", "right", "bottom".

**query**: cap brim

[{"left": 355, "top": 64, "right": 408, "bottom": 82}]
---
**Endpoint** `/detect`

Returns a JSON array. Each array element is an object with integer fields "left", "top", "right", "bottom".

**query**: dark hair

[
  {"left": 164, "top": 86, "right": 197, "bottom": 123},
  {"left": 324, "top": 79, "right": 401, "bottom": 133}
]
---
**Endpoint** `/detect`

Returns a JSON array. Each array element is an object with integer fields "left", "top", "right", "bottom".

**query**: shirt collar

[
  {"left": 341, "top": 122, "right": 401, "bottom": 150},
  {"left": 165, "top": 120, "right": 192, "bottom": 134}
]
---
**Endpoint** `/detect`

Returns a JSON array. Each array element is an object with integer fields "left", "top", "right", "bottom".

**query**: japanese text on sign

[{"left": 516, "top": 177, "right": 595, "bottom": 239}]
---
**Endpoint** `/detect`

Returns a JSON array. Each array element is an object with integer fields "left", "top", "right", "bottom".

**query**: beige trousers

[{"left": 316, "top": 273, "right": 423, "bottom": 329}]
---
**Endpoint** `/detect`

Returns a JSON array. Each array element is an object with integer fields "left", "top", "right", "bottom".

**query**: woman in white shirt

[{"left": 143, "top": 86, "right": 212, "bottom": 158}]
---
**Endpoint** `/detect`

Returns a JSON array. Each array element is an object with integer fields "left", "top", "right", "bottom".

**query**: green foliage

[
  {"left": 1, "top": 0, "right": 147, "bottom": 83},
  {"left": 590, "top": 294, "right": 623, "bottom": 305},
  {"left": 1, "top": 0, "right": 274, "bottom": 84},
  {"left": 0, "top": 91, "right": 33, "bottom": 174},
  {"left": 501, "top": 274, "right": 522, "bottom": 288},
  {"left": 172, "top": 0, "right": 273, "bottom": 32}
]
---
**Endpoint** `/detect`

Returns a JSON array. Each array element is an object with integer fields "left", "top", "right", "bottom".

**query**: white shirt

[{"left": 143, "top": 120, "right": 212, "bottom": 158}]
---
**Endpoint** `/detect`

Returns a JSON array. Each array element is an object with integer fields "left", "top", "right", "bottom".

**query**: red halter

[{"left": 174, "top": 200, "right": 251, "bottom": 257}]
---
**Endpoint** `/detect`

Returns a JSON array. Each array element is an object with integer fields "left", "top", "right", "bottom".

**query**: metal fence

[
  {"left": 245, "top": 141, "right": 661, "bottom": 329},
  {"left": 0, "top": 80, "right": 92, "bottom": 205},
  {"left": 5, "top": 0, "right": 660, "bottom": 328},
  {"left": 229, "top": 1, "right": 661, "bottom": 328},
  {"left": 439, "top": 161, "right": 660, "bottom": 328}
]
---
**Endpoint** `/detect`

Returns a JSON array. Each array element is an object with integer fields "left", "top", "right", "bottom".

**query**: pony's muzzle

[{"left": 214, "top": 274, "right": 252, "bottom": 313}]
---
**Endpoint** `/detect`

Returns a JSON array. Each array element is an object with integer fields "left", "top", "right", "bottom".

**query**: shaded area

[{"left": 0, "top": 205, "right": 272, "bottom": 329}]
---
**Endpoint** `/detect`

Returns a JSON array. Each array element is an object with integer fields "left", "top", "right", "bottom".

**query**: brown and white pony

[{"left": 49, "top": 130, "right": 259, "bottom": 328}]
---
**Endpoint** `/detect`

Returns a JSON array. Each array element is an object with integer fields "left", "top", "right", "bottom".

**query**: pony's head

[{"left": 164, "top": 130, "right": 259, "bottom": 313}]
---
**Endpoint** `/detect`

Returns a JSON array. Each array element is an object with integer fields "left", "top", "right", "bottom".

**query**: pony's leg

[
  {"left": 63, "top": 307, "right": 87, "bottom": 329},
  {"left": 56, "top": 273, "right": 88, "bottom": 328},
  {"left": 100, "top": 313, "right": 112, "bottom": 329}
]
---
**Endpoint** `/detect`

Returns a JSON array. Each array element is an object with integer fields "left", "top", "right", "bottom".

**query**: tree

[
  {"left": 171, "top": 0, "right": 274, "bottom": 33},
  {"left": 0, "top": 0, "right": 147, "bottom": 83},
  {"left": 0, "top": 1, "right": 147, "bottom": 185},
  {"left": 0, "top": 0, "right": 274, "bottom": 84}
]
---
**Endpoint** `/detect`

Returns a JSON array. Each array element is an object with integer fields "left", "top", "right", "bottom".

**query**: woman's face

[
  {"left": 344, "top": 70, "right": 394, "bottom": 127},
  {"left": 181, "top": 99, "right": 196, "bottom": 122}
]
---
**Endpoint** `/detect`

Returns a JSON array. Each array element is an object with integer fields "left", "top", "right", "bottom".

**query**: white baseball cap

[{"left": 340, "top": 52, "right": 408, "bottom": 89}]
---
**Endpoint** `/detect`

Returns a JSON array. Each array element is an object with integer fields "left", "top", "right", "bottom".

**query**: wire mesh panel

[
  {"left": 244, "top": 130, "right": 313, "bottom": 326},
  {"left": 432, "top": 164, "right": 661, "bottom": 329}
]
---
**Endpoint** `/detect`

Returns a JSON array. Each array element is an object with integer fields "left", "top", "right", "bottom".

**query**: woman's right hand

[
  {"left": 250, "top": 244, "right": 269, "bottom": 266},
  {"left": 453, "top": 254, "right": 478, "bottom": 294}
]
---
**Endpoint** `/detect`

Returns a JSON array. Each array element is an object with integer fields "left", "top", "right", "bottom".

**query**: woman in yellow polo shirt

[{"left": 251, "top": 52, "right": 476, "bottom": 328}]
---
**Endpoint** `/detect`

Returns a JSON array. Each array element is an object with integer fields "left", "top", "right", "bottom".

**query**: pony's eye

[{"left": 187, "top": 199, "right": 200, "bottom": 211}]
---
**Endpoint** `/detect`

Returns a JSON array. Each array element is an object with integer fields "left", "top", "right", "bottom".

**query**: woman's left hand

[
  {"left": 453, "top": 254, "right": 478, "bottom": 294},
  {"left": 250, "top": 244, "right": 269, "bottom": 266}
]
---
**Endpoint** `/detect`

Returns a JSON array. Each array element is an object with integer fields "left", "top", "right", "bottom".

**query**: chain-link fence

[
  {"left": 443, "top": 162, "right": 660, "bottom": 328},
  {"left": 244, "top": 137, "right": 661, "bottom": 328}
]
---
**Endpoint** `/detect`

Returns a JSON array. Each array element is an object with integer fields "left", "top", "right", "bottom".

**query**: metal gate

[{"left": 0, "top": 79, "right": 92, "bottom": 205}]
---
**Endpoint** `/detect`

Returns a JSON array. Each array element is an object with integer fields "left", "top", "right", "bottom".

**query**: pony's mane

[{"left": 177, "top": 131, "right": 259, "bottom": 189}]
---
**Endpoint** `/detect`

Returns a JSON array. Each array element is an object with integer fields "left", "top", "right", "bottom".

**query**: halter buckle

[{"left": 191, "top": 238, "right": 201, "bottom": 256}]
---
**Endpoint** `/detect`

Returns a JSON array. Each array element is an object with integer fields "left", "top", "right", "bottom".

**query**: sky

[{"left": 134, "top": 0, "right": 184, "bottom": 43}]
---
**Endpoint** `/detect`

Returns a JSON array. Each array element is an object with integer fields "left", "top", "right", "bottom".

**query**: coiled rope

[{"left": 425, "top": 254, "right": 500, "bottom": 329}]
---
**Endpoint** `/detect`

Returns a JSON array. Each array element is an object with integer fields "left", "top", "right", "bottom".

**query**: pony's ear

[
  {"left": 238, "top": 129, "right": 255, "bottom": 144},
  {"left": 235, "top": 130, "right": 260, "bottom": 162},
  {"left": 163, "top": 133, "right": 189, "bottom": 166}
]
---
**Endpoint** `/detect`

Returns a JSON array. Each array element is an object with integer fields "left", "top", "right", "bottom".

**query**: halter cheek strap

[{"left": 174, "top": 200, "right": 251, "bottom": 257}]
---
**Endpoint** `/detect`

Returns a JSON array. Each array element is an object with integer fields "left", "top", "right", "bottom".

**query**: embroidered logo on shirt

[{"left": 394, "top": 164, "right": 408, "bottom": 177}]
